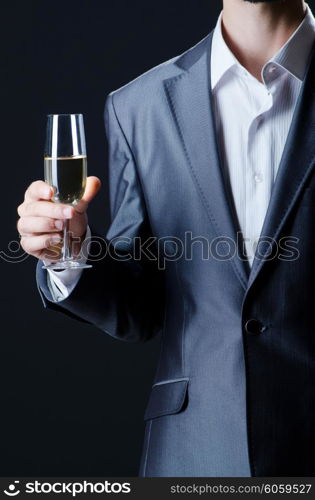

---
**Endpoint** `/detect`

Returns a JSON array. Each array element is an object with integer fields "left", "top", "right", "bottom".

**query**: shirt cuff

[{"left": 45, "top": 225, "right": 91, "bottom": 302}]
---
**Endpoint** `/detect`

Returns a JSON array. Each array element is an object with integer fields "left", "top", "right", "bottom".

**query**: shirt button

[{"left": 254, "top": 172, "right": 263, "bottom": 183}]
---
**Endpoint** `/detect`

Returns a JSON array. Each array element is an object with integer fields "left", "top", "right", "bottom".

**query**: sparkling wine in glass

[{"left": 42, "top": 113, "right": 92, "bottom": 270}]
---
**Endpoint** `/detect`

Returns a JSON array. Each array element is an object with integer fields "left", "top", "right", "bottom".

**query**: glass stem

[{"left": 62, "top": 219, "right": 72, "bottom": 261}]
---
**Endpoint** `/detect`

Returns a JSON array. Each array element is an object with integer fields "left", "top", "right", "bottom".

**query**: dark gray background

[{"left": 2, "top": 0, "right": 313, "bottom": 477}]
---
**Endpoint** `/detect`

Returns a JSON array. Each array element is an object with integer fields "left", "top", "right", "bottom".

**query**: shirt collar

[{"left": 211, "top": 3, "right": 315, "bottom": 90}]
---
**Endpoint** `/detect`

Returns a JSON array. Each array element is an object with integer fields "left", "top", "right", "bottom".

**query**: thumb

[{"left": 74, "top": 176, "right": 102, "bottom": 214}]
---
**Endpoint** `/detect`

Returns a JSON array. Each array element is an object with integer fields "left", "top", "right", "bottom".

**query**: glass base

[{"left": 42, "top": 260, "right": 92, "bottom": 271}]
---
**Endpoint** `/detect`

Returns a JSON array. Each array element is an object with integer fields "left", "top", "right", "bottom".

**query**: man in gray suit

[{"left": 17, "top": 0, "right": 315, "bottom": 476}]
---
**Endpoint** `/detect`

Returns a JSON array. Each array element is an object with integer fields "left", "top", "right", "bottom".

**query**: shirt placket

[{"left": 244, "top": 75, "right": 274, "bottom": 263}]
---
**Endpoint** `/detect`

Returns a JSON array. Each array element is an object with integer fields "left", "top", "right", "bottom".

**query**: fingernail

[
  {"left": 63, "top": 207, "right": 73, "bottom": 218},
  {"left": 55, "top": 220, "right": 63, "bottom": 230},
  {"left": 50, "top": 235, "right": 61, "bottom": 244},
  {"left": 45, "top": 187, "right": 52, "bottom": 198}
]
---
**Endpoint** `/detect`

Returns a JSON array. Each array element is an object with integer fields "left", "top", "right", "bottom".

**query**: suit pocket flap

[{"left": 144, "top": 379, "right": 189, "bottom": 421}]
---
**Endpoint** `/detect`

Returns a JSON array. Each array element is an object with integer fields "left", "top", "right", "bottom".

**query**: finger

[
  {"left": 18, "top": 200, "right": 74, "bottom": 219},
  {"left": 24, "top": 180, "right": 53, "bottom": 201},
  {"left": 21, "top": 233, "right": 62, "bottom": 254},
  {"left": 30, "top": 244, "right": 62, "bottom": 262},
  {"left": 39, "top": 245, "right": 63, "bottom": 262},
  {"left": 74, "top": 176, "right": 101, "bottom": 214},
  {"left": 17, "top": 216, "right": 64, "bottom": 235}
]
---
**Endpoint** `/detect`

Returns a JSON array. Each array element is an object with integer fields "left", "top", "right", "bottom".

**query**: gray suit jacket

[{"left": 37, "top": 31, "right": 315, "bottom": 476}]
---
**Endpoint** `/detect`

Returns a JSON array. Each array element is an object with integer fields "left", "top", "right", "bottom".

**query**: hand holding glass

[{"left": 42, "top": 114, "right": 92, "bottom": 270}]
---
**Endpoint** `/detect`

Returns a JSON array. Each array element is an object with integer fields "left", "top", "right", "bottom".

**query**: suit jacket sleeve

[{"left": 36, "top": 92, "right": 165, "bottom": 343}]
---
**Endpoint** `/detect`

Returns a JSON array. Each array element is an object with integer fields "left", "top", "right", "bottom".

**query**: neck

[{"left": 221, "top": 0, "right": 307, "bottom": 81}]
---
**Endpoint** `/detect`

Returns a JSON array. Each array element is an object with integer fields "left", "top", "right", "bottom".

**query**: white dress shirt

[
  {"left": 47, "top": 3, "right": 315, "bottom": 301},
  {"left": 211, "top": 4, "right": 315, "bottom": 263}
]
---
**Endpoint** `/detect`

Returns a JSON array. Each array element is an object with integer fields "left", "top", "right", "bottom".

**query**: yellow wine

[{"left": 44, "top": 155, "right": 87, "bottom": 205}]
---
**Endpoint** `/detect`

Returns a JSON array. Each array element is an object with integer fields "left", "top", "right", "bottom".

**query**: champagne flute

[{"left": 42, "top": 113, "right": 92, "bottom": 270}]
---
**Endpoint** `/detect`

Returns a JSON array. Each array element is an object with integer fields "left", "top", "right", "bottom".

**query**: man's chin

[{"left": 243, "top": 0, "right": 282, "bottom": 3}]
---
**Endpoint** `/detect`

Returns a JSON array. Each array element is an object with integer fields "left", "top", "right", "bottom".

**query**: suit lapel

[
  {"left": 163, "top": 32, "right": 249, "bottom": 290},
  {"left": 248, "top": 41, "right": 315, "bottom": 288}
]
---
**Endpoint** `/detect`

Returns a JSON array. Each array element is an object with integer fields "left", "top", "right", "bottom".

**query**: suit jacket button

[{"left": 245, "top": 319, "right": 266, "bottom": 335}]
